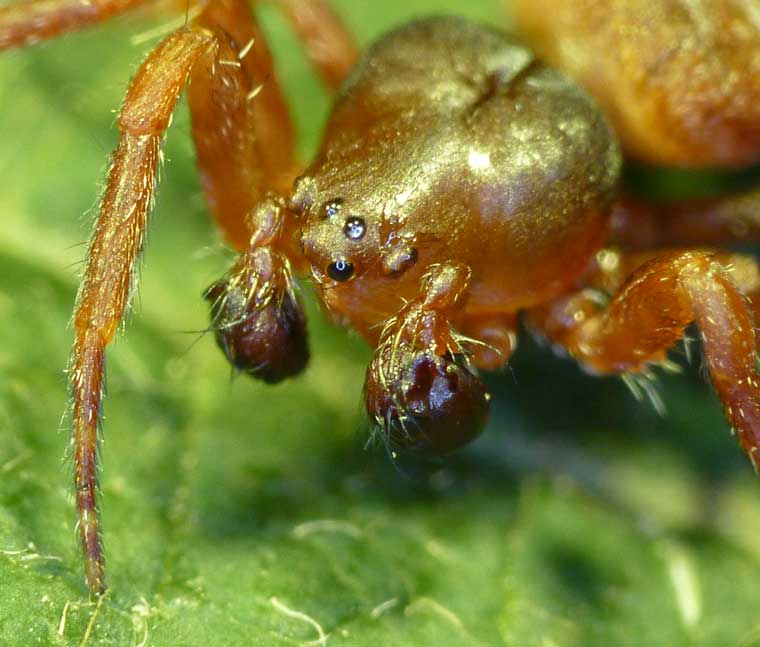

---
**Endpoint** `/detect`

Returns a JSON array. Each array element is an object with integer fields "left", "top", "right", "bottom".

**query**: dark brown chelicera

[{"left": 3, "top": 0, "right": 760, "bottom": 595}]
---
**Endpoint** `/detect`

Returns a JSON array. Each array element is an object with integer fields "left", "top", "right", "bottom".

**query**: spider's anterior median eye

[
  {"left": 343, "top": 216, "right": 366, "bottom": 241},
  {"left": 327, "top": 259, "right": 355, "bottom": 282}
]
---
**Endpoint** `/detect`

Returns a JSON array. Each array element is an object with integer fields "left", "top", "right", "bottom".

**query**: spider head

[
  {"left": 290, "top": 174, "right": 420, "bottom": 288},
  {"left": 294, "top": 189, "right": 376, "bottom": 286},
  {"left": 289, "top": 170, "right": 430, "bottom": 338}
]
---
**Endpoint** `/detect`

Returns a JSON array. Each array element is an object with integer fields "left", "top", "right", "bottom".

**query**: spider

[{"left": 2, "top": 0, "right": 760, "bottom": 597}]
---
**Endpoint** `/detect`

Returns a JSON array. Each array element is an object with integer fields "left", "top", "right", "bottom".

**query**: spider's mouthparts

[
  {"left": 365, "top": 347, "right": 490, "bottom": 457},
  {"left": 205, "top": 249, "right": 309, "bottom": 384}
]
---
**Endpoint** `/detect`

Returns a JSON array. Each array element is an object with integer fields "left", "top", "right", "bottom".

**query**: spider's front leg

[
  {"left": 68, "top": 0, "right": 315, "bottom": 593},
  {"left": 70, "top": 26, "right": 219, "bottom": 595},
  {"left": 526, "top": 250, "right": 760, "bottom": 471},
  {"left": 364, "top": 263, "right": 491, "bottom": 456}
]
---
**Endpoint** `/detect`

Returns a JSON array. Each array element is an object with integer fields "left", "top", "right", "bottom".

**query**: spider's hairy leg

[
  {"left": 70, "top": 26, "right": 218, "bottom": 595},
  {"left": 190, "top": 0, "right": 298, "bottom": 248},
  {"left": 364, "top": 263, "right": 491, "bottom": 456},
  {"left": 273, "top": 0, "right": 359, "bottom": 89},
  {"left": 610, "top": 189, "right": 760, "bottom": 249},
  {"left": 0, "top": 0, "right": 154, "bottom": 49},
  {"left": 188, "top": 0, "right": 359, "bottom": 248},
  {"left": 526, "top": 250, "right": 760, "bottom": 472}
]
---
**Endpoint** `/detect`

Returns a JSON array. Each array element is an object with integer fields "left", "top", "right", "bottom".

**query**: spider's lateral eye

[
  {"left": 323, "top": 198, "right": 344, "bottom": 219},
  {"left": 343, "top": 216, "right": 366, "bottom": 241},
  {"left": 327, "top": 259, "right": 355, "bottom": 282}
]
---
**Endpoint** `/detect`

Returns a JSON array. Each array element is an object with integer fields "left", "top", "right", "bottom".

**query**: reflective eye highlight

[
  {"left": 327, "top": 259, "right": 355, "bottom": 282},
  {"left": 343, "top": 216, "right": 366, "bottom": 241},
  {"left": 323, "top": 199, "right": 344, "bottom": 219}
]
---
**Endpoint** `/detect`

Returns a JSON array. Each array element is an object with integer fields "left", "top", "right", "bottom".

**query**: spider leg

[
  {"left": 199, "top": 0, "right": 359, "bottom": 373},
  {"left": 189, "top": 0, "right": 298, "bottom": 248},
  {"left": 188, "top": 0, "right": 358, "bottom": 248},
  {"left": 274, "top": 0, "right": 358, "bottom": 89},
  {"left": 578, "top": 248, "right": 760, "bottom": 321},
  {"left": 459, "top": 313, "right": 518, "bottom": 371},
  {"left": 610, "top": 189, "right": 760, "bottom": 249},
  {"left": 69, "top": 22, "right": 266, "bottom": 593},
  {"left": 16, "top": 0, "right": 354, "bottom": 593},
  {"left": 0, "top": 0, "right": 156, "bottom": 49},
  {"left": 526, "top": 250, "right": 760, "bottom": 472}
]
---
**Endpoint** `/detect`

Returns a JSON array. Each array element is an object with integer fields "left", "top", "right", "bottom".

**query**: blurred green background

[{"left": 2, "top": 1, "right": 760, "bottom": 645}]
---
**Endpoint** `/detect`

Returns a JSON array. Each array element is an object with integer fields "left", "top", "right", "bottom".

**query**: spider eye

[
  {"left": 327, "top": 259, "right": 355, "bottom": 282},
  {"left": 323, "top": 199, "right": 344, "bottom": 219},
  {"left": 343, "top": 216, "right": 366, "bottom": 241}
]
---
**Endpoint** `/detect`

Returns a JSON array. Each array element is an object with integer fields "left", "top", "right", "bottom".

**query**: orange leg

[
  {"left": 526, "top": 250, "right": 760, "bottom": 472},
  {"left": 71, "top": 26, "right": 214, "bottom": 595},
  {"left": 7, "top": 0, "right": 358, "bottom": 592},
  {"left": 577, "top": 248, "right": 760, "bottom": 322},
  {"left": 610, "top": 189, "right": 760, "bottom": 249},
  {"left": 197, "top": 1, "right": 360, "bottom": 369},
  {"left": 274, "top": 0, "right": 359, "bottom": 89},
  {"left": 189, "top": 0, "right": 298, "bottom": 249},
  {"left": 69, "top": 0, "right": 302, "bottom": 592},
  {"left": 460, "top": 313, "right": 518, "bottom": 371},
  {"left": 0, "top": 0, "right": 156, "bottom": 49},
  {"left": 190, "top": 0, "right": 357, "bottom": 247}
]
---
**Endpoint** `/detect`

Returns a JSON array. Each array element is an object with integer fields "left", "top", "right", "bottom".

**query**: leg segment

[
  {"left": 25, "top": 0, "right": 353, "bottom": 593},
  {"left": 526, "top": 250, "right": 760, "bottom": 471},
  {"left": 189, "top": 0, "right": 298, "bottom": 249},
  {"left": 460, "top": 313, "right": 518, "bottom": 371},
  {"left": 69, "top": 24, "right": 251, "bottom": 594},
  {"left": 0, "top": 0, "right": 153, "bottom": 49},
  {"left": 195, "top": 1, "right": 359, "bottom": 371},
  {"left": 564, "top": 247, "right": 760, "bottom": 326},
  {"left": 274, "top": 0, "right": 359, "bottom": 89},
  {"left": 188, "top": 0, "right": 358, "bottom": 248},
  {"left": 610, "top": 189, "right": 760, "bottom": 249},
  {"left": 364, "top": 264, "right": 491, "bottom": 456}
]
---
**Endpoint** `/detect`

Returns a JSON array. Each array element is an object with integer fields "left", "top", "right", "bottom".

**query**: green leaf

[{"left": 2, "top": 1, "right": 760, "bottom": 645}]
